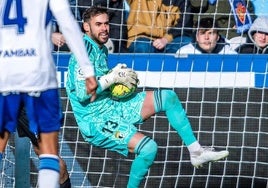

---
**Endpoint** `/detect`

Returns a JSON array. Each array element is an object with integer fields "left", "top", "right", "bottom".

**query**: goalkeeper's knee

[
  {"left": 154, "top": 89, "right": 181, "bottom": 112},
  {"left": 134, "top": 136, "right": 158, "bottom": 163},
  {"left": 128, "top": 136, "right": 158, "bottom": 188}
]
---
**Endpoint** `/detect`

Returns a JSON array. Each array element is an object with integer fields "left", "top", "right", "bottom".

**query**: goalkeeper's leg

[
  {"left": 127, "top": 134, "right": 158, "bottom": 188},
  {"left": 152, "top": 90, "right": 229, "bottom": 168}
]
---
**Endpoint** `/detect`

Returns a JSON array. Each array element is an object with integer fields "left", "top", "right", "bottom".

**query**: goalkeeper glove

[{"left": 98, "top": 63, "right": 138, "bottom": 90}]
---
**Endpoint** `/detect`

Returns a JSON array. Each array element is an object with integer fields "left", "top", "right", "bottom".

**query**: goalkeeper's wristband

[
  {"left": 98, "top": 74, "right": 114, "bottom": 90},
  {"left": 81, "top": 65, "right": 95, "bottom": 78}
]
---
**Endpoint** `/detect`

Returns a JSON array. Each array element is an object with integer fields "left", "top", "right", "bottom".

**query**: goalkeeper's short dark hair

[{"left": 82, "top": 6, "right": 109, "bottom": 23}]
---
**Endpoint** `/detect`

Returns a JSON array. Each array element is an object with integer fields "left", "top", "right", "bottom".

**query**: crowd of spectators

[{"left": 62, "top": 0, "right": 268, "bottom": 54}]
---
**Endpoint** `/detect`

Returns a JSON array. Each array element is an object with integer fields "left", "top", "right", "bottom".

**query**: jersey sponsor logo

[{"left": 0, "top": 48, "right": 36, "bottom": 58}]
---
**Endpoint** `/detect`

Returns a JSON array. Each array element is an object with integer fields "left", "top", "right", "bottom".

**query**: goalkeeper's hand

[{"left": 98, "top": 64, "right": 139, "bottom": 90}]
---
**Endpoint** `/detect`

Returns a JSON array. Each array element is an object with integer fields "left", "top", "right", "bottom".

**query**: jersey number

[
  {"left": 2, "top": 0, "right": 27, "bottom": 34},
  {"left": 102, "top": 121, "right": 119, "bottom": 134}
]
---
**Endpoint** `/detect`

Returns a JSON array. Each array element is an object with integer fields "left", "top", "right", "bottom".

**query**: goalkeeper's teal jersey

[{"left": 66, "top": 34, "right": 146, "bottom": 156}]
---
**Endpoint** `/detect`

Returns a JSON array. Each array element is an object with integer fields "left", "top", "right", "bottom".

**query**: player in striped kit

[
  {"left": 16, "top": 108, "right": 71, "bottom": 188},
  {"left": 0, "top": 0, "right": 97, "bottom": 187}
]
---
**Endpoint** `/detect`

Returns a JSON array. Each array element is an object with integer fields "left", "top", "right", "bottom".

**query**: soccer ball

[{"left": 110, "top": 83, "right": 136, "bottom": 99}]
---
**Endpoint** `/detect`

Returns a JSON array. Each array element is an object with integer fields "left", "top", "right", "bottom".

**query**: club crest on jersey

[
  {"left": 77, "top": 68, "right": 85, "bottom": 80},
  {"left": 115, "top": 131, "right": 124, "bottom": 139},
  {"left": 0, "top": 48, "right": 36, "bottom": 58}
]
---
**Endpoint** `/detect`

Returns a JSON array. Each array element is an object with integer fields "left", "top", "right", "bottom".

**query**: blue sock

[
  {"left": 127, "top": 136, "right": 157, "bottom": 188},
  {"left": 0, "top": 152, "right": 3, "bottom": 161},
  {"left": 154, "top": 90, "right": 197, "bottom": 146}
]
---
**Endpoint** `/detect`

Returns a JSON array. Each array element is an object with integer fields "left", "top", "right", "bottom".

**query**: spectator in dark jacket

[{"left": 235, "top": 16, "right": 268, "bottom": 54}]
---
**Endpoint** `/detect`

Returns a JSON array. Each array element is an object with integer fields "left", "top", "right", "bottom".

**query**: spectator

[
  {"left": 51, "top": 0, "right": 82, "bottom": 52},
  {"left": 177, "top": 0, "right": 210, "bottom": 49},
  {"left": 191, "top": 0, "right": 255, "bottom": 39},
  {"left": 176, "top": 17, "right": 237, "bottom": 54},
  {"left": 78, "top": 0, "right": 128, "bottom": 53},
  {"left": 51, "top": 32, "right": 67, "bottom": 51},
  {"left": 127, "top": 0, "right": 192, "bottom": 53},
  {"left": 235, "top": 16, "right": 268, "bottom": 54},
  {"left": 66, "top": 6, "right": 229, "bottom": 188}
]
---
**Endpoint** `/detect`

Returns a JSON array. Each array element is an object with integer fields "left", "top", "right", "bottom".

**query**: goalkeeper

[{"left": 66, "top": 6, "right": 229, "bottom": 188}]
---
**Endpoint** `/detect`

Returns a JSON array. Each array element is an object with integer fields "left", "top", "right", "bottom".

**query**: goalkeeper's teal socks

[
  {"left": 127, "top": 136, "right": 157, "bottom": 188},
  {"left": 153, "top": 90, "right": 197, "bottom": 146}
]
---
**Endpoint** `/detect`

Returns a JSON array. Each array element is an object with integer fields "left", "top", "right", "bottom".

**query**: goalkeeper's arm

[
  {"left": 71, "top": 64, "right": 138, "bottom": 102},
  {"left": 98, "top": 64, "right": 138, "bottom": 91}
]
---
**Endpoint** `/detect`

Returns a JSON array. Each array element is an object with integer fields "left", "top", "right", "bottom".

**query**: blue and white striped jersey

[{"left": 0, "top": 0, "right": 94, "bottom": 92}]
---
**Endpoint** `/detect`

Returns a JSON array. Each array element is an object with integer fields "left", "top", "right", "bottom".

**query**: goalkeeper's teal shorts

[
  {"left": 74, "top": 92, "right": 147, "bottom": 157},
  {"left": 0, "top": 89, "right": 62, "bottom": 135}
]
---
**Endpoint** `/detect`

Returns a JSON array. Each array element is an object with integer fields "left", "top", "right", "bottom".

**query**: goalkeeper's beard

[{"left": 91, "top": 32, "right": 109, "bottom": 46}]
